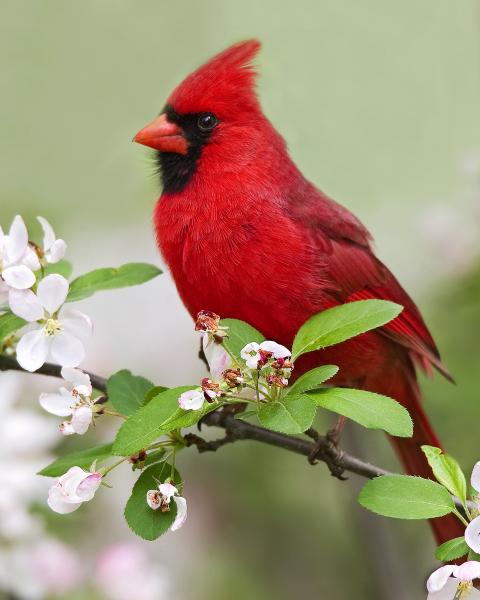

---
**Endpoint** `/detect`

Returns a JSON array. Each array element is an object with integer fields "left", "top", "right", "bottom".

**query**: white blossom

[
  {"left": 47, "top": 466, "right": 102, "bottom": 514},
  {"left": 39, "top": 367, "right": 94, "bottom": 435},
  {"left": 464, "top": 462, "right": 480, "bottom": 554},
  {"left": 0, "top": 215, "right": 39, "bottom": 306},
  {"left": 146, "top": 481, "right": 187, "bottom": 531},
  {"left": 37, "top": 216, "right": 67, "bottom": 264},
  {"left": 178, "top": 388, "right": 204, "bottom": 411},
  {"left": 9, "top": 274, "right": 92, "bottom": 372},
  {"left": 240, "top": 340, "right": 291, "bottom": 369},
  {"left": 427, "top": 561, "right": 480, "bottom": 599}
]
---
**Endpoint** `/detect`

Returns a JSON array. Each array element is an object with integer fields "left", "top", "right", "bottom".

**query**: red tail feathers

[{"left": 387, "top": 372, "right": 464, "bottom": 545}]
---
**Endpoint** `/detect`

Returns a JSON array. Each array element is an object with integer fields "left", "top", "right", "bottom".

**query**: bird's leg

[
  {"left": 327, "top": 415, "right": 347, "bottom": 447},
  {"left": 305, "top": 428, "right": 347, "bottom": 480}
]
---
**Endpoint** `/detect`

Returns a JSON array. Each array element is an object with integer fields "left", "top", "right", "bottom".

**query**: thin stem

[
  {"left": 453, "top": 508, "right": 470, "bottom": 528},
  {"left": 101, "top": 456, "right": 129, "bottom": 477},
  {"left": 101, "top": 409, "right": 127, "bottom": 420}
]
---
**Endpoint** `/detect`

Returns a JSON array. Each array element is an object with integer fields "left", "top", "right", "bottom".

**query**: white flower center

[{"left": 44, "top": 318, "right": 62, "bottom": 337}]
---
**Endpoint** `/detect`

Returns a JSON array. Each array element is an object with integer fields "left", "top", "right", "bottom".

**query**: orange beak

[{"left": 133, "top": 113, "right": 188, "bottom": 154}]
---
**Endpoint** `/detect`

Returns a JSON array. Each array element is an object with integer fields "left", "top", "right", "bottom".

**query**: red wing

[{"left": 287, "top": 183, "right": 452, "bottom": 380}]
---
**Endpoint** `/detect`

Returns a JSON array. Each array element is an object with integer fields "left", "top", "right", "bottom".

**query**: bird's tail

[{"left": 386, "top": 369, "right": 465, "bottom": 546}]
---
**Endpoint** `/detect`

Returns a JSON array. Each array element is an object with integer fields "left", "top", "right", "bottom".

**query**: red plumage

[{"left": 138, "top": 40, "right": 463, "bottom": 544}]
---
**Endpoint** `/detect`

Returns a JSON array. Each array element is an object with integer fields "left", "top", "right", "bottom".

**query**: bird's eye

[{"left": 197, "top": 113, "right": 218, "bottom": 132}]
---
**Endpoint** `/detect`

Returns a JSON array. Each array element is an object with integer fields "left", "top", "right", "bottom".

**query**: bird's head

[{"left": 133, "top": 40, "right": 278, "bottom": 194}]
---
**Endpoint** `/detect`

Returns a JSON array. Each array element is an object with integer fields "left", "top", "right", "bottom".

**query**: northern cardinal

[{"left": 134, "top": 40, "right": 462, "bottom": 544}]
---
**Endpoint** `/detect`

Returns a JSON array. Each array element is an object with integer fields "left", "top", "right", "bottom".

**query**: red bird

[{"left": 134, "top": 40, "right": 462, "bottom": 544}]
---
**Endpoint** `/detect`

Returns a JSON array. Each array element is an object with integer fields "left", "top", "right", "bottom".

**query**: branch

[{"left": 0, "top": 354, "right": 389, "bottom": 479}]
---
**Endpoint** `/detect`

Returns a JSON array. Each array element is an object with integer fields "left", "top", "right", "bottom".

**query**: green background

[{"left": 1, "top": 1, "right": 479, "bottom": 598}]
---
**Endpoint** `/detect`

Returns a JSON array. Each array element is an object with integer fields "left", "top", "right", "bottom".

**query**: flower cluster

[
  {"left": 427, "top": 461, "right": 480, "bottom": 599},
  {"left": 178, "top": 311, "right": 293, "bottom": 412},
  {"left": 1, "top": 215, "right": 92, "bottom": 372}
]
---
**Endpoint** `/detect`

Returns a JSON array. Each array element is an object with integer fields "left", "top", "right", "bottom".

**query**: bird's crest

[{"left": 168, "top": 39, "right": 261, "bottom": 116}]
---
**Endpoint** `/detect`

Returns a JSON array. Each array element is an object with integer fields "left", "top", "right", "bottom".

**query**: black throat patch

[{"left": 156, "top": 105, "right": 215, "bottom": 194}]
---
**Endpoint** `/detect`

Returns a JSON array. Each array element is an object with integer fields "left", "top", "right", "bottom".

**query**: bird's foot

[{"left": 305, "top": 428, "right": 347, "bottom": 480}]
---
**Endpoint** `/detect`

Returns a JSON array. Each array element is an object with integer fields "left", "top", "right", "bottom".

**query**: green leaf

[
  {"left": 144, "top": 386, "right": 169, "bottom": 405},
  {"left": 258, "top": 394, "right": 316, "bottom": 434},
  {"left": 435, "top": 537, "right": 469, "bottom": 561},
  {"left": 309, "top": 387, "right": 412, "bottom": 438},
  {"left": 107, "top": 370, "right": 154, "bottom": 416},
  {"left": 358, "top": 475, "right": 455, "bottom": 519},
  {"left": 112, "top": 387, "right": 219, "bottom": 456},
  {"left": 0, "top": 311, "right": 26, "bottom": 341},
  {"left": 291, "top": 300, "right": 403, "bottom": 360},
  {"left": 220, "top": 318, "right": 265, "bottom": 359},
  {"left": 421, "top": 445, "right": 467, "bottom": 505},
  {"left": 39, "top": 443, "right": 114, "bottom": 477},
  {"left": 43, "top": 260, "right": 73, "bottom": 279},
  {"left": 67, "top": 263, "right": 162, "bottom": 302},
  {"left": 124, "top": 463, "right": 180, "bottom": 540},
  {"left": 286, "top": 365, "right": 339, "bottom": 396}
]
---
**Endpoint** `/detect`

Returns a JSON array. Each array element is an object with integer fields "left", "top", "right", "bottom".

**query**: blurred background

[{"left": 1, "top": 1, "right": 479, "bottom": 598}]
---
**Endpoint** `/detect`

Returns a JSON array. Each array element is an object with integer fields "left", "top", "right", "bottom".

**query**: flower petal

[
  {"left": 453, "top": 561, "right": 480, "bottom": 582},
  {"left": 240, "top": 342, "right": 260, "bottom": 361},
  {"left": 47, "top": 239, "right": 67, "bottom": 263},
  {"left": 70, "top": 406, "right": 92, "bottom": 435},
  {"left": 47, "top": 485, "right": 81, "bottom": 514},
  {"left": 147, "top": 490, "right": 161, "bottom": 510},
  {"left": 60, "top": 367, "right": 92, "bottom": 394},
  {"left": 37, "top": 274, "right": 69, "bottom": 314},
  {"left": 158, "top": 482, "right": 177, "bottom": 500},
  {"left": 2, "top": 265, "right": 36, "bottom": 290},
  {"left": 465, "top": 517, "right": 480, "bottom": 554},
  {"left": 50, "top": 332, "right": 85, "bottom": 368},
  {"left": 37, "top": 216, "right": 56, "bottom": 251},
  {"left": 178, "top": 389, "right": 204, "bottom": 410},
  {"left": 426, "top": 565, "right": 455, "bottom": 593},
  {"left": 59, "top": 467, "right": 92, "bottom": 499},
  {"left": 8, "top": 288, "right": 44, "bottom": 321},
  {"left": 16, "top": 328, "right": 50, "bottom": 372},
  {"left": 471, "top": 462, "right": 480, "bottom": 493},
  {"left": 260, "top": 340, "right": 291, "bottom": 359},
  {"left": 60, "top": 308, "right": 93, "bottom": 342},
  {"left": 76, "top": 473, "right": 102, "bottom": 501},
  {"left": 6, "top": 215, "right": 28, "bottom": 263},
  {"left": 203, "top": 335, "right": 231, "bottom": 379},
  {"left": 171, "top": 496, "right": 187, "bottom": 531},
  {"left": 427, "top": 578, "right": 463, "bottom": 600},
  {"left": 60, "top": 421, "right": 76, "bottom": 436},
  {"left": 22, "top": 246, "right": 41, "bottom": 271},
  {"left": 39, "top": 392, "right": 74, "bottom": 416}
]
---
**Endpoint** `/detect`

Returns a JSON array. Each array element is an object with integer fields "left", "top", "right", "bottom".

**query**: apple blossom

[
  {"left": 47, "top": 466, "right": 102, "bottom": 514},
  {"left": 464, "top": 462, "right": 480, "bottom": 553},
  {"left": 9, "top": 273, "right": 92, "bottom": 372},
  {"left": 146, "top": 481, "right": 187, "bottom": 531},
  {"left": 178, "top": 388, "right": 205, "bottom": 411},
  {"left": 240, "top": 340, "right": 291, "bottom": 369},
  {"left": 427, "top": 561, "right": 480, "bottom": 599},
  {"left": 0, "top": 215, "right": 39, "bottom": 306},
  {"left": 37, "top": 216, "right": 67, "bottom": 264},
  {"left": 39, "top": 367, "right": 95, "bottom": 435}
]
